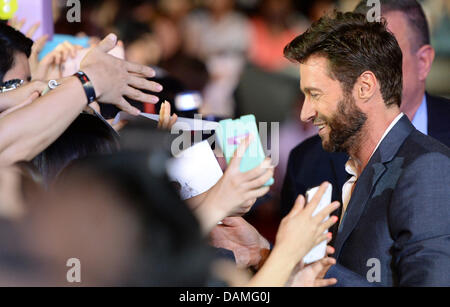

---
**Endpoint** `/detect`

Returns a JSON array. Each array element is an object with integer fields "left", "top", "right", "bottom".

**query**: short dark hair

[
  {"left": 32, "top": 113, "right": 120, "bottom": 185},
  {"left": 0, "top": 22, "right": 33, "bottom": 82},
  {"left": 354, "top": 0, "right": 430, "bottom": 52},
  {"left": 284, "top": 11, "right": 402, "bottom": 107}
]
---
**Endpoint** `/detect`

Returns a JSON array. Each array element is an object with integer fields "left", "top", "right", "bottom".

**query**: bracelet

[{"left": 73, "top": 71, "right": 96, "bottom": 105}]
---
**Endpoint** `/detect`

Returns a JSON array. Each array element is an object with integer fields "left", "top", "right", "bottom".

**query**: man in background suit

[{"left": 280, "top": 0, "right": 450, "bottom": 233}]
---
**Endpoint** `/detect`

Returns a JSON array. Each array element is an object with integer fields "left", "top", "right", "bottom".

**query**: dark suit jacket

[
  {"left": 281, "top": 94, "right": 450, "bottom": 246},
  {"left": 325, "top": 116, "right": 450, "bottom": 286},
  {"left": 426, "top": 93, "right": 450, "bottom": 147}
]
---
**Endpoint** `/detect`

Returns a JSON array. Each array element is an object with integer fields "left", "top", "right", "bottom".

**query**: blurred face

[
  {"left": 299, "top": 56, "right": 367, "bottom": 153},
  {"left": 126, "top": 35, "right": 162, "bottom": 66},
  {"left": 206, "top": 0, "right": 233, "bottom": 14},
  {"left": 384, "top": 11, "right": 423, "bottom": 109},
  {"left": 26, "top": 176, "right": 142, "bottom": 286},
  {"left": 3, "top": 52, "right": 31, "bottom": 83}
]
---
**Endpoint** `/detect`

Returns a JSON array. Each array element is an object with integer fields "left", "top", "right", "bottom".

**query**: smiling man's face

[{"left": 299, "top": 55, "right": 367, "bottom": 153}]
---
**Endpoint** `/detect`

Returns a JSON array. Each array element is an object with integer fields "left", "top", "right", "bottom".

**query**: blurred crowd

[{"left": 0, "top": 0, "right": 448, "bottom": 286}]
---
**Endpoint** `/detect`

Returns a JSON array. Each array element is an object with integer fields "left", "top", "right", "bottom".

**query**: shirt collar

[
  {"left": 345, "top": 113, "right": 404, "bottom": 178},
  {"left": 411, "top": 95, "right": 428, "bottom": 135}
]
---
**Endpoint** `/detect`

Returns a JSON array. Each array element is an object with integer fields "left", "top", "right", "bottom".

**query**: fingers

[
  {"left": 221, "top": 216, "right": 243, "bottom": 227},
  {"left": 169, "top": 113, "right": 178, "bottom": 128},
  {"left": 128, "top": 76, "right": 163, "bottom": 93},
  {"left": 124, "top": 86, "right": 159, "bottom": 104},
  {"left": 157, "top": 102, "right": 165, "bottom": 129},
  {"left": 305, "top": 182, "right": 329, "bottom": 214},
  {"left": 244, "top": 166, "right": 274, "bottom": 190},
  {"left": 11, "top": 18, "right": 25, "bottom": 31},
  {"left": 161, "top": 101, "right": 171, "bottom": 129},
  {"left": 125, "top": 61, "right": 156, "bottom": 78},
  {"left": 31, "top": 35, "right": 48, "bottom": 56},
  {"left": 315, "top": 278, "right": 337, "bottom": 287},
  {"left": 314, "top": 201, "right": 340, "bottom": 223},
  {"left": 117, "top": 97, "right": 141, "bottom": 116},
  {"left": 26, "top": 22, "right": 41, "bottom": 38},
  {"left": 241, "top": 158, "right": 272, "bottom": 182},
  {"left": 96, "top": 33, "right": 118, "bottom": 53},
  {"left": 326, "top": 245, "right": 335, "bottom": 256},
  {"left": 315, "top": 232, "right": 332, "bottom": 246},
  {"left": 28, "top": 80, "right": 47, "bottom": 95},
  {"left": 61, "top": 41, "right": 82, "bottom": 58},
  {"left": 289, "top": 195, "right": 306, "bottom": 217},
  {"left": 229, "top": 136, "right": 252, "bottom": 167},
  {"left": 244, "top": 185, "right": 270, "bottom": 201},
  {"left": 318, "top": 215, "right": 339, "bottom": 234}
]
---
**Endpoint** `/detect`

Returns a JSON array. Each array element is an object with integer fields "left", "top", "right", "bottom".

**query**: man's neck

[{"left": 349, "top": 107, "right": 401, "bottom": 176}]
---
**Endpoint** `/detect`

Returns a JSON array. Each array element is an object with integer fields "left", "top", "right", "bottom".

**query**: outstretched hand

[
  {"left": 286, "top": 245, "right": 337, "bottom": 287},
  {"left": 208, "top": 136, "right": 274, "bottom": 217},
  {"left": 157, "top": 101, "right": 178, "bottom": 130},
  {"left": 209, "top": 217, "right": 270, "bottom": 269},
  {"left": 273, "top": 182, "right": 340, "bottom": 266},
  {"left": 80, "top": 34, "right": 163, "bottom": 115}
]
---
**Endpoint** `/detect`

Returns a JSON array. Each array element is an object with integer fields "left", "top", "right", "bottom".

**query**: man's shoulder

[
  {"left": 426, "top": 93, "right": 450, "bottom": 147},
  {"left": 397, "top": 129, "right": 450, "bottom": 169}
]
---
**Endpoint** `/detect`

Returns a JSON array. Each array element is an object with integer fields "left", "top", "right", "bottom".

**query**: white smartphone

[{"left": 303, "top": 184, "right": 333, "bottom": 264}]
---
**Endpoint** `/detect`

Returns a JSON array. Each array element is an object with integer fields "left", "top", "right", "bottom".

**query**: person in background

[
  {"left": 116, "top": 20, "right": 161, "bottom": 67},
  {"left": 0, "top": 33, "right": 162, "bottom": 166},
  {"left": 184, "top": 0, "right": 249, "bottom": 117},
  {"left": 32, "top": 113, "right": 120, "bottom": 186},
  {"left": 247, "top": 0, "right": 308, "bottom": 72}
]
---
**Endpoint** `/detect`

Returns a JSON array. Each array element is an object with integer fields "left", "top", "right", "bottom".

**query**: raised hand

[
  {"left": 80, "top": 34, "right": 163, "bottom": 115},
  {"left": 273, "top": 182, "right": 340, "bottom": 266},
  {"left": 203, "top": 136, "right": 274, "bottom": 218},
  {"left": 157, "top": 101, "right": 178, "bottom": 130},
  {"left": 209, "top": 216, "right": 270, "bottom": 269},
  {"left": 286, "top": 246, "right": 337, "bottom": 287}
]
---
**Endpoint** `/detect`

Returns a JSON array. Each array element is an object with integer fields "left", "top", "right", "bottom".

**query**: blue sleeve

[
  {"left": 389, "top": 152, "right": 450, "bottom": 286},
  {"left": 326, "top": 264, "right": 378, "bottom": 287}
]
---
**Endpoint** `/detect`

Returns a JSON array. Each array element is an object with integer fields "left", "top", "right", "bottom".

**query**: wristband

[{"left": 74, "top": 71, "right": 96, "bottom": 105}]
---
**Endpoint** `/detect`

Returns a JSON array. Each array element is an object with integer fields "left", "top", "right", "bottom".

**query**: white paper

[
  {"left": 112, "top": 112, "right": 220, "bottom": 132},
  {"left": 166, "top": 140, "right": 223, "bottom": 200},
  {"left": 303, "top": 184, "right": 333, "bottom": 264}
]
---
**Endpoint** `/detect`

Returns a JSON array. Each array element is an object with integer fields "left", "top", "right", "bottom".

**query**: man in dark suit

[
  {"left": 281, "top": 6, "right": 450, "bottom": 286},
  {"left": 281, "top": 0, "right": 450, "bottom": 225}
]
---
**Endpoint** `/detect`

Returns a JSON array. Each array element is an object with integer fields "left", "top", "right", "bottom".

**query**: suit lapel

[
  {"left": 334, "top": 158, "right": 386, "bottom": 258},
  {"left": 333, "top": 115, "right": 415, "bottom": 259}
]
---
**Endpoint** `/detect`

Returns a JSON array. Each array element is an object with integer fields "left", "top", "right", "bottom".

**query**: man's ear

[
  {"left": 416, "top": 45, "right": 435, "bottom": 82},
  {"left": 356, "top": 71, "right": 378, "bottom": 101}
]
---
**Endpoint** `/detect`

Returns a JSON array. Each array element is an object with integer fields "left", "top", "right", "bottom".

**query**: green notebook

[{"left": 217, "top": 115, "right": 274, "bottom": 186}]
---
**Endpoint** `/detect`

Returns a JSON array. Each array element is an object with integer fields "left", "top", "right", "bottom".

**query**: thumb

[
  {"left": 221, "top": 216, "right": 243, "bottom": 227},
  {"left": 289, "top": 195, "right": 306, "bottom": 217},
  {"left": 97, "top": 33, "right": 117, "bottom": 53}
]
